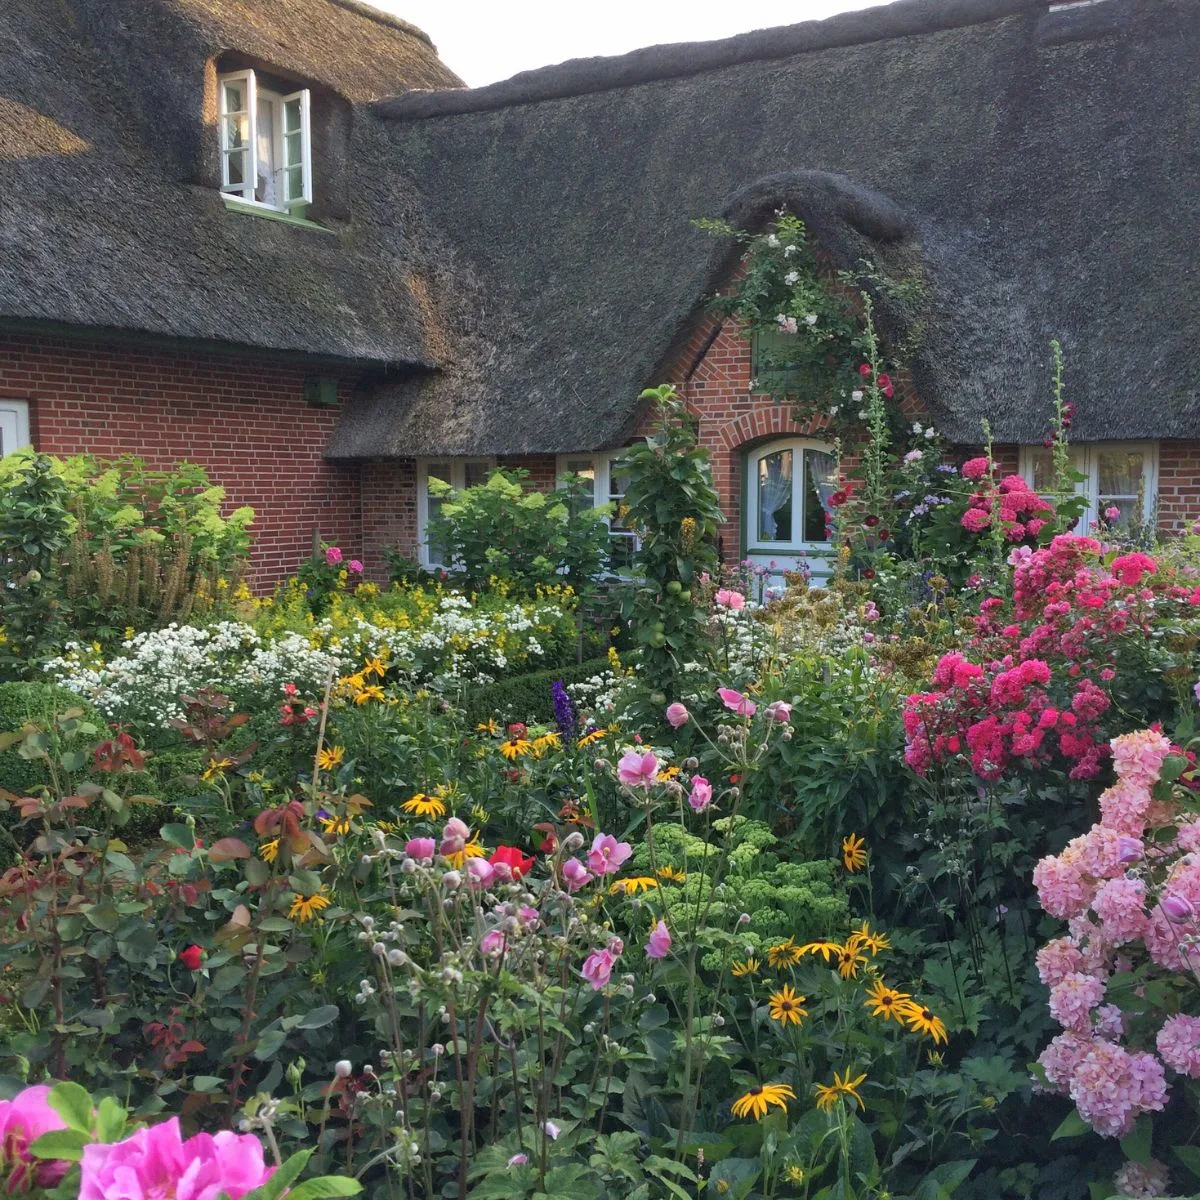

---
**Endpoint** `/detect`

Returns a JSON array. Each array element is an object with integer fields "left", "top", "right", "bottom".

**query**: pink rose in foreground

[
  {"left": 765, "top": 700, "right": 792, "bottom": 724},
  {"left": 645, "top": 920, "right": 672, "bottom": 959},
  {"left": 348, "top": 559, "right": 364, "bottom": 574},
  {"left": 688, "top": 775, "right": 713, "bottom": 812},
  {"left": 617, "top": 749, "right": 659, "bottom": 789},
  {"left": 665, "top": 702, "right": 690, "bottom": 729},
  {"left": 324, "top": 545, "right": 343, "bottom": 566},
  {"left": 79, "top": 1118, "right": 272, "bottom": 1200},
  {"left": 0, "top": 1085, "right": 69, "bottom": 1193},
  {"left": 581, "top": 948, "right": 616, "bottom": 990},
  {"left": 587, "top": 833, "right": 633, "bottom": 876},
  {"left": 714, "top": 589, "right": 746, "bottom": 610},
  {"left": 562, "top": 857, "right": 593, "bottom": 891},
  {"left": 405, "top": 837, "right": 436, "bottom": 863},
  {"left": 718, "top": 687, "right": 756, "bottom": 717}
]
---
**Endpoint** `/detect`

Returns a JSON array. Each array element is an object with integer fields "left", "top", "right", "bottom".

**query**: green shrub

[
  {"left": 459, "top": 656, "right": 611, "bottom": 726},
  {"left": 0, "top": 681, "right": 104, "bottom": 796}
]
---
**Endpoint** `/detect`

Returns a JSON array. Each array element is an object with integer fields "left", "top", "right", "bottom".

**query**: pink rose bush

[
  {"left": 1031, "top": 728, "right": 1200, "bottom": 1168},
  {"left": 0, "top": 1085, "right": 68, "bottom": 1193},
  {"left": 903, "top": 536, "right": 1196, "bottom": 783}
]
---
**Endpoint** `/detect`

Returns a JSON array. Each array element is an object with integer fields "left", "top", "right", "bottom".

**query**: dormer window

[{"left": 219, "top": 70, "right": 311, "bottom": 211}]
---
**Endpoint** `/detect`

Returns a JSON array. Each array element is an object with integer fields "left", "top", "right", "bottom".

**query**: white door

[
  {"left": 744, "top": 439, "right": 837, "bottom": 594},
  {"left": 0, "top": 401, "right": 30, "bottom": 456}
]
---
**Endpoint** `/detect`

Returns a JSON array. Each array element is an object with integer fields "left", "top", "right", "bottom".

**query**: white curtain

[
  {"left": 807, "top": 450, "right": 837, "bottom": 531},
  {"left": 758, "top": 452, "right": 793, "bottom": 540}
]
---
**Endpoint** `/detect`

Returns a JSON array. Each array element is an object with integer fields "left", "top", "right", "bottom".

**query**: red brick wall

[
  {"left": 1154, "top": 443, "right": 1200, "bottom": 533},
  {"left": 0, "top": 332, "right": 363, "bottom": 585}
]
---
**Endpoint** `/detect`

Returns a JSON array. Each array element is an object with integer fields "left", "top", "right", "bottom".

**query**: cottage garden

[{"left": 1, "top": 224, "right": 1199, "bottom": 1200}]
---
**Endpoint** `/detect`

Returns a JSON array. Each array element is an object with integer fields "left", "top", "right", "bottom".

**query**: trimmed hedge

[
  {"left": 0, "top": 681, "right": 104, "bottom": 796},
  {"left": 460, "top": 656, "right": 610, "bottom": 726}
]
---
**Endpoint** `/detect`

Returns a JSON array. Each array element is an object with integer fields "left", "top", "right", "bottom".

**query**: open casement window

[
  {"left": 1019, "top": 443, "right": 1158, "bottom": 533},
  {"left": 556, "top": 452, "right": 639, "bottom": 572},
  {"left": 744, "top": 439, "right": 837, "bottom": 587},
  {"left": 417, "top": 458, "right": 493, "bottom": 568},
  {"left": 0, "top": 401, "right": 31, "bottom": 455},
  {"left": 219, "top": 70, "right": 312, "bottom": 211}
]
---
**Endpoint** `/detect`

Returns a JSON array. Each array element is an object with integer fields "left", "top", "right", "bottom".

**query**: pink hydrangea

[
  {"left": 617, "top": 749, "right": 659, "bottom": 789},
  {"left": 1098, "top": 779, "right": 1153, "bottom": 836},
  {"left": 1175, "top": 819, "right": 1200, "bottom": 853},
  {"left": 1069, "top": 1042, "right": 1168, "bottom": 1137},
  {"left": 1033, "top": 854, "right": 1092, "bottom": 920},
  {"left": 0, "top": 1085, "right": 69, "bottom": 1193},
  {"left": 79, "top": 1117, "right": 273, "bottom": 1200},
  {"left": 1110, "top": 729, "right": 1172, "bottom": 788},
  {"left": 1048, "top": 972, "right": 1106, "bottom": 1032},
  {"left": 1036, "top": 936, "right": 1084, "bottom": 987},
  {"left": 960, "top": 507, "right": 992, "bottom": 533},
  {"left": 586, "top": 833, "right": 632, "bottom": 876},
  {"left": 1036, "top": 1031, "right": 1094, "bottom": 1093},
  {"left": 961, "top": 456, "right": 991, "bottom": 480},
  {"left": 1156, "top": 1014, "right": 1200, "bottom": 1078},
  {"left": 1092, "top": 877, "right": 1147, "bottom": 945},
  {"left": 1112, "top": 1159, "right": 1170, "bottom": 1199}
]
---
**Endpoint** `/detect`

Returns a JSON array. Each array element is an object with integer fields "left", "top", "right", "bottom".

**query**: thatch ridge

[
  {"left": 330, "top": 0, "right": 1200, "bottom": 456},
  {"left": 375, "top": 0, "right": 1049, "bottom": 120}
]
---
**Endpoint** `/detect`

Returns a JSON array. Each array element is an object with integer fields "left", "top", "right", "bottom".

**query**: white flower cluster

[
  {"left": 47, "top": 622, "right": 342, "bottom": 726},
  {"left": 566, "top": 668, "right": 627, "bottom": 718}
]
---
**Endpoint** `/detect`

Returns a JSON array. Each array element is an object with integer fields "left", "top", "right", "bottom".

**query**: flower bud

[
  {"left": 1161, "top": 891, "right": 1195, "bottom": 922},
  {"left": 334, "top": 1060, "right": 353, "bottom": 1078}
]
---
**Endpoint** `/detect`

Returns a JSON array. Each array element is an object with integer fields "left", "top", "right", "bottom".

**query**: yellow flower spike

[
  {"left": 841, "top": 832, "right": 868, "bottom": 873},
  {"left": 767, "top": 984, "right": 808, "bottom": 1026},
  {"left": 400, "top": 793, "right": 446, "bottom": 819},
  {"left": 814, "top": 1068, "right": 868, "bottom": 1112},
  {"left": 258, "top": 838, "right": 280, "bottom": 863},
  {"left": 288, "top": 888, "right": 331, "bottom": 923},
  {"left": 731, "top": 957, "right": 761, "bottom": 977},
  {"left": 731, "top": 1082, "right": 796, "bottom": 1121}
]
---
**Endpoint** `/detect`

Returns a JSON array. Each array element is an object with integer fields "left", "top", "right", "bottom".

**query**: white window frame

[
  {"left": 219, "top": 69, "right": 312, "bottom": 212},
  {"left": 0, "top": 400, "right": 31, "bottom": 456},
  {"left": 1019, "top": 442, "right": 1158, "bottom": 533},
  {"left": 556, "top": 451, "right": 640, "bottom": 572},
  {"left": 417, "top": 457, "right": 495, "bottom": 568},
  {"left": 745, "top": 438, "right": 837, "bottom": 553}
]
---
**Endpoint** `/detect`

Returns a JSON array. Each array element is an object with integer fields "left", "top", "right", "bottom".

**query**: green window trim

[{"left": 221, "top": 195, "right": 335, "bottom": 235}]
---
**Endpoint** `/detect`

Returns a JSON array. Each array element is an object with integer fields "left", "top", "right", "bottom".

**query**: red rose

[
  {"left": 489, "top": 845, "right": 536, "bottom": 879},
  {"left": 180, "top": 944, "right": 204, "bottom": 970},
  {"left": 876, "top": 373, "right": 891, "bottom": 389},
  {"left": 858, "top": 363, "right": 872, "bottom": 377},
  {"left": 830, "top": 490, "right": 848, "bottom": 507},
  {"left": 880, "top": 382, "right": 894, "bottom": 398},
  {"left": 878, "top": 528, "right": 890, "bottom": 541}
]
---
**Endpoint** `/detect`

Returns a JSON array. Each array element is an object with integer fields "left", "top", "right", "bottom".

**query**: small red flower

[
  {"left": 878, "top": 528, "right": 891, "bottom": 541},
  {"left": 830, "top": 490, "right": 848, "bottom": 507},
  {"left": 863, "top": 568, "right": 877, "bottom": 580},
  {"left": 489, "top": 845, "right": 536, "bottom": 879},
  {"left": 876, "top": 373, "right": 891, "bottom": 389},
  {"left": 179, "top": 944, "right": 204, "bottom": 970},
  {"left": 506, "top": 722, "right": 527, "bottom": 739},
  {"left": 864, "top": 515, "right": 879, "bottom": 528},
  {"left": 729, "top": 773, "right": 741, "bottom": 785},
  {"left": 858, "top": 363, "right": 872, "bottom": 377}
]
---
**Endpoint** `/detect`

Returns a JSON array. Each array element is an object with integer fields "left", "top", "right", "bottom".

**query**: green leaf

[
  {"left": 29, "top": 1129, "right": 89, "bottom": 1161},
  {"left": 94, "top": 1095, "right": 127, "bottom": 1142},
  {"left": 160, "top": 823, "right": 196, "bottom": 851},
  {"left": 296, "top": 1005, "right": 340, "bottom": 1030},
  {"left": 192, "top": 1076, "right": 225, "bottom": 1093},
  {"left": 1174, "top": 1144, "right": 1200, "bottom": 1179},
  {"left": 253, "top": 1029, "right": 287, "bottom": 1061},
  {"left": 84, "top": 902, "right": 120, "bottom": 933},
  {"left": 1120, "top": 1114, "right": 1153, "bottom": 1165},
  {"left": 47, "top": 1081, "right": 93, "bottom": 1133},
  {"left": 1050, "top": 1110, "right": 1090, "bottom": 1141},
  {"left": 241, "top": 1150, "right": 312, "bottom": 1200},
  {"left": 286, "top": 1179, "right": 363, "bottom": 1199}
]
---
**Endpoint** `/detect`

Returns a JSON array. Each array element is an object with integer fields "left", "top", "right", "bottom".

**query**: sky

[{"left": 370, "top": 0, "right": 885, "bottom": 87}]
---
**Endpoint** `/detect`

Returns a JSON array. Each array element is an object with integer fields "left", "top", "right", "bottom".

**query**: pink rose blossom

[
  {"left": 0, "top": 1085, "right": 69, "bottom": 1192},
  {"left": 324, "top": 545, "right": 343, "bottom": 566},
  {"left": 617, "top": 749, "right": 659, "bottom": 789},
  {"left": 645, "top": 919, "right": 672, "bottom": 959},
  {"left": 348, "top": 559, "right": 364, "bottom": 574},
  {"left": 562, "top": 858, "right": 593, "bottom": 891},
  {"left": 587, "top": 834, "right": 632, "bottom": 876},
  {"left": 665, "top": 702, "right": 690, "bottom": 729},
  {"left": 581, "top": 948, "right": 616, "bottom": 990},
  {"left": 405, "top": 837, "right": 436, "bottom": 863},
  {"left": 79, "top": 1117, "right": 273, "bottom": 1200},
  {"left": 687, "top": 775, "right": 713, "bottom": 812},
  {"left": 717, "top": 687, "right": 757, "bottom": 717}
]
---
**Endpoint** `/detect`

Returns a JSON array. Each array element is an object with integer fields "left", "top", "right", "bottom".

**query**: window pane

[
  {"left": 464, "top": 461, "right": 490, "bottom": 488},
  {"left": 803, "top": 449, "right": 836, "bottom": 543},
  {"left": 1097, "top": 449, "right": 1143, "bottom": 497},
  {"left": 425, "top": 464, "right": 451, "bottom": 563},
  {"left": 255, "top": 96, "right": 277, "bottom": 206},
  {"left": 223, "top": 82, "right": 245, "bottom": 113},
  {"left": 1098, "top": 497, "right": 1138, "bottom": 529},
  {"left": 608, "top": 532, "right": 637, "bottom": 571},
  {"left": 224, "top": 149, "right": 246, "bottom": 186},
  {"left": 283, "top": 98, "right": 303, "bottom": 134},
  {"left": 756, "top": 450, "right": 794, "bottom": 542},
  {"left": 1027, "top": 448, "right": 1054, "bottom": 493}
]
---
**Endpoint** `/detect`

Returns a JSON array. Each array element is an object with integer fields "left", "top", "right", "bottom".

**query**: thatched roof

[
  {"left": 0, "top": 0, "right": 463, "bottom": 365},
  {"left": 328, "top": 0, "right": 1200, "bottom": 456}
]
